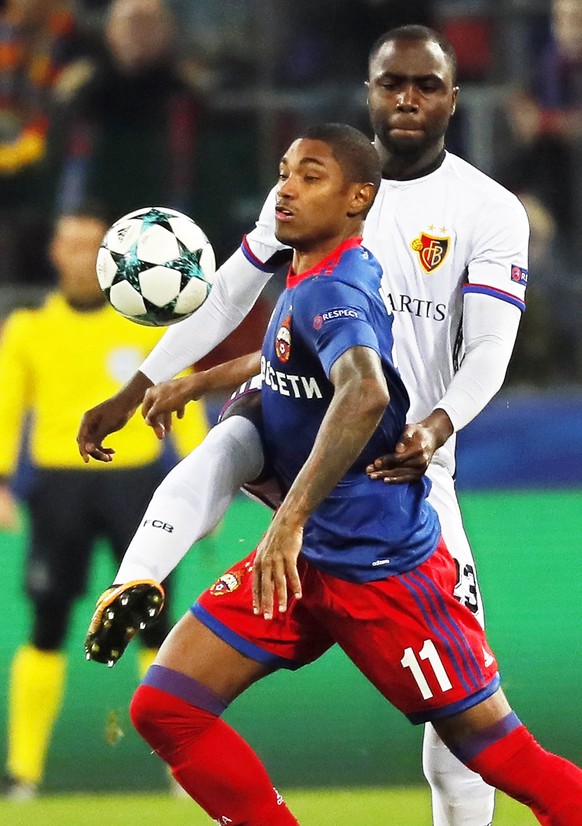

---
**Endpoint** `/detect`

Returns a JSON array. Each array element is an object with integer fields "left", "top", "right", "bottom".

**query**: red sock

[
  {"left": 130, "top": 683, "right": 299, "bottom": 826},
  {"left": 466, "top": 723, "right": 582, "bottom": 825}
]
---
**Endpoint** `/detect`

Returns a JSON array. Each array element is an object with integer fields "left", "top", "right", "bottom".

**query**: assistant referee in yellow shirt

[{"left": 0, "top": 208, "right": 208, "bottom": 799}]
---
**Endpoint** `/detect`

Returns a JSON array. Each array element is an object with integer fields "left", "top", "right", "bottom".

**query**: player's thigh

[
  {"left": 313, "top": 541, "right": 499, "bottom": 725},
  {"left": 26, "top": 469, "right": 95, "bottom": 599},
  {"left": 218, "top": 375, "right": 263, "bottom": 430},
  {"left": 154, "top": 610, "right": 271, "bottom": 702},
  {"left": 426, "top": 463, "right": 484, "bottom": 623}
]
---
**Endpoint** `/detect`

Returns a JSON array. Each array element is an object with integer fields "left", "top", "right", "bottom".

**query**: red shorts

[{"left": 193, "top": 538, "right": 499, "bottom": 723}]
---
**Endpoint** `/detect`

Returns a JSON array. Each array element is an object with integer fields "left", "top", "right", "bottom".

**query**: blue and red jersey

[{"left": 260, "top": 237, "right": 440, "bottom": 582}]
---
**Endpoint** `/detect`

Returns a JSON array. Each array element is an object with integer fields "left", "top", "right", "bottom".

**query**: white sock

[
  {"left": 423, "top": 723, "right": 495, "bottom": 826},
  {"left": 115, "top": 416, "right": 264, "bottom": 585}
]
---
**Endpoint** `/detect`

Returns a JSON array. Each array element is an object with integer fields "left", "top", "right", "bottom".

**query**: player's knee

[
  {"left": 130, "top": 683, "right": 167, "bottom": 746},
  {"left": 130, "top": 682, "right": 218, "bottom": 763},
  {"left": 218, "top": 386, "right": 263, "bottom": 428}
]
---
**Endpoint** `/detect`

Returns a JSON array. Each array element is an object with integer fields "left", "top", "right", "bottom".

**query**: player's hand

[
  {"left": 366, "top": 423, "right": 438, "bottom": 483},
  {"left": 141, "top": 375, "right": 205, "bottom": 439},
  {"left": 367, "top": 409, "right": 454, "bottom": 484},
  {"left": 77, "top": 397, "right": 133, "bottom": 463},
  {"left": 77, "top": 372, "right": 153, "bottom": 463},
  {"left": 252, "top": 512, "right": 303, "bottom": 620}
]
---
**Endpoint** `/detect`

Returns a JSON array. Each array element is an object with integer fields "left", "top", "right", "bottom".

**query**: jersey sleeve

[
  {"left": 436, "top": 291, "right": 521, "bottom": 432},
  {"left": 296, "top": 279, "right": 380, "bottom": 377},
  {"left": 463, "top": 194, "right": 529, "bottom": 312}
]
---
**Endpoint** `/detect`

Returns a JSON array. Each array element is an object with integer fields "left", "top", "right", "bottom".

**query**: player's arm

[
  {"left": 141, "top": 350, "right": 261, "bottom": 439},
  {"left": 252, "top": 345, "right": 389, "bottom": 619},
  {"left": 368, "top": 196, "right": 529, "bottom": 483},
  {"left": 367, "top": 295, "right": 522, "bottom": 482},
  {"left": 78, "top": 231, "right": 284, "bottom": 461}
]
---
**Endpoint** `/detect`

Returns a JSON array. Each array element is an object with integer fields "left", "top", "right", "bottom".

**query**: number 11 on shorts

[{"left": 401, "top": 639, "right": 453, "bottom": 700}]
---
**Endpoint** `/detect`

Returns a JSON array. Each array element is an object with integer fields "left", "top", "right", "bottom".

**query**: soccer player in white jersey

[{"left": 78, "top": 26, "right": 529, "bottom": 826}]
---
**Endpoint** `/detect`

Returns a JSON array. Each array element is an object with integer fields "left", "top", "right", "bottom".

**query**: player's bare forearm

[
  {"left": 200, "top": 350, "right": 262, "bottom": 392},
  {"left": 142, "top": 351, "right": 261, "bottom": 438},
  {"left": 77, "top": 370, "right": 153, "bottom": 463},
  {"left": 366, "top": 407, "right": 454, "bottom": 483},
  {"left": 253, "top": 347, "right": 389, "bottom": 619},
  {"left": 283, "top": 347, "right": 388, "bottom": 521}
]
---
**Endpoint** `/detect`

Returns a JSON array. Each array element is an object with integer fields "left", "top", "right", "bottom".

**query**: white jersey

[
  {"left": 142, "top": 151, "right": 529, "bottom": 476},
  {"left": 240, "top": 151, "right": 529, "bottom": 475}
]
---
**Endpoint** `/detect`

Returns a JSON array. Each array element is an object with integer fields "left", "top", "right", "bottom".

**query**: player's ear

[
  {"left": 347, "top": 182, "right": 376, "bottom": 218},
  {"left": 451, "top": 85, "right": 459, "bottom": 115}
]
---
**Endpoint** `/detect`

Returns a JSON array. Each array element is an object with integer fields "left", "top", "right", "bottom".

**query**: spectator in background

[
  {"left": 538, "top": 0, "right": 582, "bottom": 113},
  {"left": 0, "top": 0, "right": 93, "bottom": 288},
  {"left": 0, "top": 207, "right": 208, "bottom": 799},
  {"left": 504, "top": 194, "right": 564, "bottom": 387},
  {"left": 274, "top": 0, "right": 435, "bottom": 90},
  {"left": 48, "top": 0, "right": 259, "bottom": 265},
  {"left": 495, "top": 88, "right": 575, "bottom": 244}
]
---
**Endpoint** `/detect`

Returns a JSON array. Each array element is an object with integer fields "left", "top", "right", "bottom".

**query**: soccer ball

[{"left": 96, "top": 206, "right": 215, "bottom": 327}]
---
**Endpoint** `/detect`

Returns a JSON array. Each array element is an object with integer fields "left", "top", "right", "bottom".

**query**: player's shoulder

[{"left": 444, "top": 152, "right": 526, "bottom": 213}]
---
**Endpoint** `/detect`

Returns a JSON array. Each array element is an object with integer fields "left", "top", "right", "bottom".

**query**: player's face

[
  {"left": 51, "top": 216, "right": 108, "bottom": 307},
  {"left": 275, "top": 139, "right": 360, "bottom": 252},
  {"left": 367, "top": 38, "right": 458, "bottom": 163}
]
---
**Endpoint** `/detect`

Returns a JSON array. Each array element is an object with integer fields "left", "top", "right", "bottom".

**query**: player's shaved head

[
  {"left": 298, "top": 123, "right": 381, "bottom": 192},
  {"left": 369, "top": 25, "right": 458, "bottom": 85}
]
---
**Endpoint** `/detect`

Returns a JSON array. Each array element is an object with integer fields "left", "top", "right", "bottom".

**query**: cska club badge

[
  {"left": 411, "top": 232, "right": 450, "bottom": 274},
  {"left": 210, "top": 570, "right": 243, "bottom": 596},
  {"left": 275, "top": 314, "right": 292, "bottom": 363}
]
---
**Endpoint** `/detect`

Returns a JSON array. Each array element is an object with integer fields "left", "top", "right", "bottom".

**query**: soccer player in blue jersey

[
  {"left": 88, "top": 124, "right": 582, "bottom": 826},
  {"left": 79, "top": 29, "right": 529, "bottom": 822}
]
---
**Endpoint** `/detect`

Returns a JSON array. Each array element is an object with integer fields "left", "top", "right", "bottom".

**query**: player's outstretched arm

[
  {"left": 142, "top": 350, "right": 262, "bottom": 439},
  {"left": 253, "top": 345, "right": 389, "bottom": 619},
  {"left": 77, "top": 370, "right": 154, "bottom": 463}
]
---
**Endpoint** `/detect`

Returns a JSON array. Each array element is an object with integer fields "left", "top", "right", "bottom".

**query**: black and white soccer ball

[{"left": 96, "top": 206, "right": 215, "bottom": 327}]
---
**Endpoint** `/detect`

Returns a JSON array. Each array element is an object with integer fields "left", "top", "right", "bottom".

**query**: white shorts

[{"left": 426, "top": 462, "right": 485, "bottom": 628}]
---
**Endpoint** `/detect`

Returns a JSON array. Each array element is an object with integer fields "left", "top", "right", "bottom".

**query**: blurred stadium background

[{"left": 1, "top": 0, "right": 581, "bottom": 823}]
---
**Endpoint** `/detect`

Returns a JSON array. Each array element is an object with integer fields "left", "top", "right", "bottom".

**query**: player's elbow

[{"left": 359, "top": 376, "right": 390, "bottom": 421}]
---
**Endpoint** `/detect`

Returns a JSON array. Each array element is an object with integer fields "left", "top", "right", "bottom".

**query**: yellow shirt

[{"left": 0, "top": 293, "right": 208, "bottom": 474}]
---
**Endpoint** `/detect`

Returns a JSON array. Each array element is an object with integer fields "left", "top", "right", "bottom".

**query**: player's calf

[{"left": 84, "top": 580, "right": 165, "bottom": 667}]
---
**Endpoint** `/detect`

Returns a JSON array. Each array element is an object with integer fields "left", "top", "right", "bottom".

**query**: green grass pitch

[{"left": 0, "top": 788, "right": 536, "bottom": 825}]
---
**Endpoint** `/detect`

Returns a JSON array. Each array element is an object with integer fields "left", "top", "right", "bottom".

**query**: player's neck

[
  {"left": 291, "top": 231, "right": 361, "bottom": 275},
  {"left": 63, "top": 294, "right": 108, "bottom": 312},
  {"left": 378, "top": 143, "right": 446, "bottom": 181}
]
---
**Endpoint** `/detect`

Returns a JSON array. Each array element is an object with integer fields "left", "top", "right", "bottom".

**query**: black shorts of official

[{"left": 23, "top": 463, "right": 170, "bottom": 648}]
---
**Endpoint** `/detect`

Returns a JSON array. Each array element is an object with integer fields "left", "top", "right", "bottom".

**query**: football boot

[{"left": 84, "top": 580, "right": 165, "bottom": 667}]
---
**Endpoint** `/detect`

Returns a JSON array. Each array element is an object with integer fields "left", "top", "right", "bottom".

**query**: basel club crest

[
  {"left": 411, "top": 232, "right": 450, "bottom": 274},
  {"left": 276, "top": 314, "right": 292, "bottom": 363}
]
